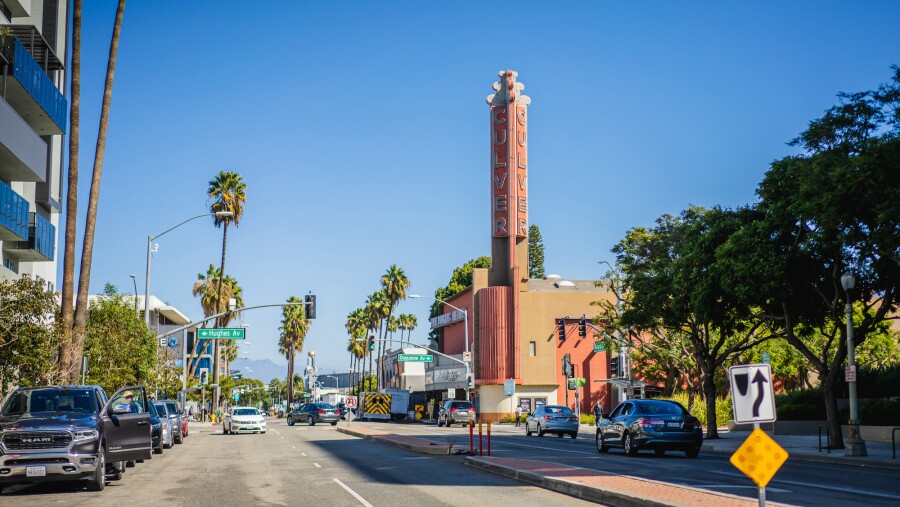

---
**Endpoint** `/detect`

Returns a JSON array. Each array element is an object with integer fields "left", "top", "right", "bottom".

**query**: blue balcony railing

[
  {"left": 27, "top": 212, "right": 55, "bottom": 261},
  {"left": 0, "top": 37, "right": 67, "bottom": 133},
  {"left": 0, "top": 180, "right": 29, "bottom": 240}
]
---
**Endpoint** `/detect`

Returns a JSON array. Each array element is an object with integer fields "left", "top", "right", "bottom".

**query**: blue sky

[{"left": 66, "top": 1, "right": 900, "bottom": 377}]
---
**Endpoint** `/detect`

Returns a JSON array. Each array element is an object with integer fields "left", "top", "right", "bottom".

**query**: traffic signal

[
  {"left": 609, "top": 356, "right": 620, "bottom": 378},
  {"left": 199, "top": 368, "right": 209, "bottom": 385},
  {"left": 578, "top": 318, "right": 586, "bottom": 337},
  {"left": 367, "top": 335, "right": 375, "bottom": 351},
  {"left": 557, "top": 319, "right": 566, "bottom": 341},
  {"left": 305, "top": 294, "right": 317, "bottom": 319},
  {"left": 562, "top": 353, "right": 573, "bottom": 377}
]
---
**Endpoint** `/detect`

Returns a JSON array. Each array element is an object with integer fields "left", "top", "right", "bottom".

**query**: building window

[
  {"left": 534, "top": 397, "right": 547, "bottom": 409},
  {"left": 3, "top": 259, "right": 16, "bottom": 273},
  {"left": 529, "top": 341, "right": 536, "bottom": 356}
]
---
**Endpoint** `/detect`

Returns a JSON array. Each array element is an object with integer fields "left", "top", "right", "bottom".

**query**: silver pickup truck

[{"left": 0, "top": 385, "right": 152, "bottom": 492}]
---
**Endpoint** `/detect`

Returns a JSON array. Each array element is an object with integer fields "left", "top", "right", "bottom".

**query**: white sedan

[{"left": 224, "top": 407, "right": 267, "bottom": 434}]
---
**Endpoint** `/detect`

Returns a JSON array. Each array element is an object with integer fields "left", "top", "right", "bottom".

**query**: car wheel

[
  {"left": 308, "top": 416, "right": 315, "bottom": 426},
  {"left": 164, "top": 434, "right": 173, "bottom": 449},
  {"left": 570, "top": 432, "right": 578, "bottom": 439},
  {"left": 287, "top": 416, "right": 294, "bottom": 426},
  {"left": 624, "top": 432, "right": 637, "bottom": 456},
  {"left": 686, "top": 446, "right": 700, "bottom": 459},
  {"left": 154, "top": 441, "right": 163, "bottom": 455},
  {"left": 125, "top": 460, "right": 136, "bottom": 468},
  {"left": 331, "top": 421, "right": 338, "bottom": 426},
  {"left": 537, "top": 424, "right": 544, "bottom": 437},
  {"left": 596, "top": 431, "right": 608, "bottom": 453},
  {"left": 107, "top": 461, "right": 123, "bottom": 481},
  {"left": 655, "top": 449, "right": 666, "bottom": 456},
  {"left": 176, "top": 432, "right": 183, "bottom": 444},
  {"left": 86, "top": 445, "right": 106, "bottom": 491},
  {"left": 525, "top": 422, "right": 532, "bottom": 436},
  {"left": 556, "top": 433, "right": 564, "bottom": 438}
]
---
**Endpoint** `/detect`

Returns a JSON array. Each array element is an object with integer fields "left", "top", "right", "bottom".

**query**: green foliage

[
  {"left": 843, "top": 398, "right": 900, "bottom": 426},
  {"left": 528, "top": 224, "right": 545, "bottom": 279},
  {"left": 661, "top": 392, "right": 733, "bottom": 428},
  {"left": 0, "top": 276, "right": 60, "bottom": 392},
  {"left": 775, "top": 388, "right": 827, "bottom": 420},
  {"left": 580, "top": 413, "right": 595, "bottom": 425},
  {"left": 353, "top": 375, "right": 377, "bottom": 394},
  {"left": 84, "top": 284, "right": 156, "bottom": 395}
]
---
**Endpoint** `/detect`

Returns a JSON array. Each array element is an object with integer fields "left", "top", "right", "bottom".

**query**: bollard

[
  {"left": 487, "top": 421, "right": 491, "bottom": 456},
  {"left": 478, "top": 419, "right": 483, "bottom": 456},
  {"left": 469, "top": 420, "right": 475, "bottom": 455}
]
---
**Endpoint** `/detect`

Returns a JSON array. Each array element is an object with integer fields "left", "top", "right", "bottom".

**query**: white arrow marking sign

[{"left": 728, "top": 363, "right": 777, "bottom": 424}]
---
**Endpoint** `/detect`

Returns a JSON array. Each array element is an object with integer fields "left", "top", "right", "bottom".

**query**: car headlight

[{"left": 73, "top": 429, "right": 99, "bottom": 442}]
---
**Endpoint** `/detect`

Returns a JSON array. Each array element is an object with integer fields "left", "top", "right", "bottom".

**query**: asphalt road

[
  {"left": 0, "top": 420, "right": 596, "bottom": 506},
  {"left": 392, "top": 422, "right": 900, "bottom": 507}
]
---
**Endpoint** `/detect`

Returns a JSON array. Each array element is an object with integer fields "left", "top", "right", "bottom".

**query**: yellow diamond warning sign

[{"left": 729, "top": 428, "right": 789, "bottom": 488}]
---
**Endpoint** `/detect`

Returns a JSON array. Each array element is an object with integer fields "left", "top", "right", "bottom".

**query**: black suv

[{"left": 0, "top": 385, "right": 152, "bottom": 492}]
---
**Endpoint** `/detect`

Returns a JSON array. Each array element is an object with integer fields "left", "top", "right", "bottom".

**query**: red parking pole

[
  {"left": 487, "top": 421, "right": 491, "bottom": 456},
  {"left": 478, "top": 419, "right": 483, "bottom": 456},
  {"left": 469, "top": 421, "right": 474, "bottom": 454}
]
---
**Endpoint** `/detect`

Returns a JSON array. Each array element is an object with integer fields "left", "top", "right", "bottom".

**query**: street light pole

[
  {"left": 599, "top": 261, "right": 629, "bottom": 402},
  {"left": 143, "top": 211, "right": 233, "bottom": 328},
  {"left": 409, "top": 294, "right": 471, "bottom": 396},
  {"left": 841, "top": 273, "right": 867, "bottom": 457}
]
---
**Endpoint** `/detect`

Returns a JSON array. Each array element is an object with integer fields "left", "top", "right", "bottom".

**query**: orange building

[{"left": 426, "top": 71, "right": 629, "bottom": 422}]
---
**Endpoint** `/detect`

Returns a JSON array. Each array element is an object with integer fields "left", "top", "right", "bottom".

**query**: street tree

[
  {"left": 279, "top": 296, "right": 309, "bottom": 405},
  {"left": 379, "top": 265, "right": 409, "bottom": 389},
  {"left": 364, "top": 291, "right": 388, "bottom": 388},
  {"left": 345, "top": 308, "right": 367, "bottom": 393},
  {"left": 430, "top": 256, "right": 491, "bottom": 343},
  {"left": 188, "top": 265, "right": 243, "bottom": 378},
  {"left": 207, "top": 170, "right": 247, "bottom": 403},
  {"left": 0, "top": 276, "right": 59, "bottom": 393},
  {"left": 528, "top": 224, "right": 546, "bottom": 279},
  {"left": 60, "top": 0, "right": 128, "bottom": 383}
]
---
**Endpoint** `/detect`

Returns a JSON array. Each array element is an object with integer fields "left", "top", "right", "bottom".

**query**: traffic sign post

[
  {"left": 729, "top": 364, "right": 776, "bottom": 424},
  {"left": 730, "top": 428, "right": 788, "bottom": 507},
  {"left": 197, "top": 328, "right": 246, "bottom": 340}
]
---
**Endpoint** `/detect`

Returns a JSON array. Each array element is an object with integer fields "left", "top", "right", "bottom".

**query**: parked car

[
  {"left": 524, "top": 405, "right": 579, "bottom": 438},
  {"left": 336, "top": 402, "right": 349, "bottom": 420},
  {"left": 437, "top": 400, "right": 476, "bottom": 427},
  {"left": 151, "top": 402, "right": 175, "bottom": 449},
  {"left": 147, "top": 400, "right": 164, "bottom": 455},
  {"left": 595, "top": 399, "right": 703, "bottom": 458},
  {"left": 163, "top": 400, "right": 187, "bottom": 444},
  {"left": 287, "top": 403, "right": 340, "bottom": 426},
  {"left": 0, "top": 385, "right": 151, "bottom": 492},
  {"left": 223, "top": 407, "right": 267, "bottom": 434}
]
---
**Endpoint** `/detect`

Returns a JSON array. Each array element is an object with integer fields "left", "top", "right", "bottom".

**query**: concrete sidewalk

[{"left": 336, "top": 424, "right": 465, "bottom": 455}]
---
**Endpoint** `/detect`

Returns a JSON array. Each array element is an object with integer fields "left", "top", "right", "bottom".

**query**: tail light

[
  {"left": 543, "top": 415, "right": 551, "bottom": 421},
  {"left": 450, "top": 407, "right": 458, "bottom": 412},
  {"left": 638, "top": 419, "right": 664, "bottom": 428},
  {"left": 693, "top": 421, "right": 703, "bottom": 430},
  {"left": 317, "top": 410, "right": 325, "bottom": 415}
]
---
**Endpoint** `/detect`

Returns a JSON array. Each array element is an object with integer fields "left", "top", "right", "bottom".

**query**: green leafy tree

[
  {"left": 83, "top": 284, "right": 156, "bottom": 395},
  {"left": 528, "top": 224, "right": 545, "bottom": 279},
  {"left": 0, "top": 276, "right": 60, "bottom": 393}
]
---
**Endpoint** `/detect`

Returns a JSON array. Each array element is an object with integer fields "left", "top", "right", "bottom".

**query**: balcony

[
  {"left": 0, "top": 87, "right": 48, "bottom": 182},
  {"left": 0, "top": 30, "right": 67, "bottom": 135},
  {"left": 5, "top": 211, "right": 55, "bottom": 261},
  {"left": 0, "top": 180, "right": 29, "bottom": 241}
]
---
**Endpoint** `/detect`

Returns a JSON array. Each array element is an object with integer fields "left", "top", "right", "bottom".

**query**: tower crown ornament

[{"left": 487, "top": 70, "right": 531, "bottom": 106}]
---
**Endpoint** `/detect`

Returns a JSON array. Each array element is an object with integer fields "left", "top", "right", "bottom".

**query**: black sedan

[
  {"left": 147, "top": 400, "right": 164, "bottom": 455},
  {"left": 286, "top": 403, "right": 341, "bottom": 426},
  {"left": 596, "top": 399, "right": 703, "bottom": 458}
]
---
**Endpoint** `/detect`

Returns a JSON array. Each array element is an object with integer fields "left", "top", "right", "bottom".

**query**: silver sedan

[{"left": 525, "top": 405, "right": 579, "bottom": 439}]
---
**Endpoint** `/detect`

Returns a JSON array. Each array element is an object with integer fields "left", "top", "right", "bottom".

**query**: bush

[
  {"left": 580, "top": 413, "right": 596, "bottom": 425},
  {"left": 498, "top": 413, "right": 529, "bottom": 423},
  {"left": 661, "top": 392, "right": 732, "bottom": 428},
  {"left": 776, "top": 388, "right": 826, "bottom": 420},
  {"left": 840, "top": 398, "right": 900, "bottom": 426}
]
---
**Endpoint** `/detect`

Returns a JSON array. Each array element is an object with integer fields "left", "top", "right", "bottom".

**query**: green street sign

[
  {"left": 303, "top": 393, "right": 311, "bottom": 398},
  {"left": 593, "top": 342, "right": 606, "bottom": 352},
  {"left": 398, "top": 354, "right": 433, "bottom": 362},
  {"left": 197, "top": 328, "right": 245, "bottom": 340}
]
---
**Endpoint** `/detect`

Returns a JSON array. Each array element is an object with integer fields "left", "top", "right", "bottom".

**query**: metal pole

[
  {"left": 755, "top": 422, "right": 765, "bottom": 507},
  {"left": 845, "top": 298, "right": 867, "bottom": 456},
  {"left": 144, "top": 235, "right": 152, "bottom": 327}
]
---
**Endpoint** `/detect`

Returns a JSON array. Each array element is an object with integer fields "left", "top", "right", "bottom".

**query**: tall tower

[{"left": 486, "top": 70, "right": 530, "bottom": 290}]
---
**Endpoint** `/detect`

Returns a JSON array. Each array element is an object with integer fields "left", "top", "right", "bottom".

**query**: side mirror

[{"left": 111, "top": 404, "right": 131, "bottom": 415}]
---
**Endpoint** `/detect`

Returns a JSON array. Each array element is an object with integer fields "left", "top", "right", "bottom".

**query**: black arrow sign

[{"left": 752, "top": 370, "right": 768, "bottom": 417}]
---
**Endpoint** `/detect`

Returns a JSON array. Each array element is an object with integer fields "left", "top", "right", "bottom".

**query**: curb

[
  {"left": 464, "top": 457, "right": 781, "bottom": 507},
  {"left": 336, "top": 426, "right": 460, "bottom": 455}
]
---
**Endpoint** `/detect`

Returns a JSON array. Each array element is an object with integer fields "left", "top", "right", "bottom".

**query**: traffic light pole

[{"left": 583, "top": 321, "right": 633, "bottom": 400}]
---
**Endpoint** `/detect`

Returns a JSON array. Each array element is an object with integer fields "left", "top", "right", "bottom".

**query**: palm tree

[
  {"left": 207, "top": 170, "right": 247, "bottom": 401},
  {"left": 64, "top": 0, "right": 128, "bottom": 383},
  {"left": 279, "top": 296, "right": 309, "bottom": 407},
  {"left": 365, "top": 291, "right": 388, "bottom": 389},
  {"left": 58, "top": 0, "right": 82, "bottom": 382},
  {"left": 188, "top": 265, "right": 243, "bottom": 378},
  {"left": 398, "top": 313, "right": 418, "bottom": 344},
  {"left": 380, "top": 265, "right": 409, "bottom": 388},
  {"left": 345, "top": 308, "right": 366, "bottom": 393}
]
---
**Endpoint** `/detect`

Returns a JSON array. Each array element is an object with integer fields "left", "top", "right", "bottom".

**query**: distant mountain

[{"left": 230, "top": 358, "right": 347, "bottom": 383}]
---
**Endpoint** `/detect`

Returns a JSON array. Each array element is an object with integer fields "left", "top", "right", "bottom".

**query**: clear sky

[{"left": 65, "top": 1, "right": 900, "bottom": 376}]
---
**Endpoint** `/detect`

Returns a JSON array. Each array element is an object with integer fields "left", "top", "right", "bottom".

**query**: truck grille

[{"left": 2, "top": 431, "right": 72, "bottom": 450}]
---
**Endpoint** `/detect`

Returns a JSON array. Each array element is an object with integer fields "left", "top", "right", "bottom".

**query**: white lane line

[
  {"left": 710, "top": 471, "right": 900, "bottom": 501},
  {"left": 301, "top": 452, "right": 307, "bottom": 456},
  {"left": 333, "top": 478, "right": 373, "bottom": 507},
  {"left": 313, "top": 463, "right": 322, "bottom": 468},
  {"left": 292, "top": 445, "right": 297, "bottom": 450}
]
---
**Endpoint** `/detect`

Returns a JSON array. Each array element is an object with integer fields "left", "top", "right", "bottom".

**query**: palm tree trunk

[
  {"left": 213, "top": 220, "right": 229, "bottom": 409},
  {"left": 71, "top": 0, "right": 127, "bottom": 384},
  {"left": 286, "top": 349, "right": 294, "bottom": 407},
  {"left": 58, "top": 0, "right": 82, "bottom": 382}
]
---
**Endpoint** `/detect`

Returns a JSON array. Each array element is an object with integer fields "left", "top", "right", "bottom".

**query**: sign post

[{"left": 728, "top": 364, "right": 785, "bottom": 507}]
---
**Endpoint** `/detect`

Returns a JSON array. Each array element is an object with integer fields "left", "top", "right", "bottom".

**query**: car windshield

[
  {"left": 153, "top": 403, "right": 168, "bottom": 415},
  {"left": 316, "top": 404, "right": 335, "bottom": 409},
  {"left": 1, "top": 389, "right": 97, "bottom": 416},
  {"left": 636, "top": 401, "right": 688, "bottom": 415},
  {"left": 234, "top": 409, "right": 258, "bottom": 416},
  {"left": 451, "top": 402, "right": 473, "bottom": 409},
  {"left": 165, "top": 402, "right": 179, "bottom": 413},
  {"left": 543, "top": 406, "right": 574, "bottom": 415}
]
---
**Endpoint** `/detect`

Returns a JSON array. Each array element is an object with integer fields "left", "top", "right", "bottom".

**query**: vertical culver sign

[{"left": 488, "top": 71, "right": 530, "bottom": 238}]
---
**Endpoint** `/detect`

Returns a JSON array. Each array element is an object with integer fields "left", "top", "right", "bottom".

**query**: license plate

[
  {"left": 26, "top": 466, "right": 46, "bottom": 477},
  {"left": 458, "top": 411, "right": 467, "bottom": 414},
  {"left": 666, "top": 421, "right": 681, "bottom": 428}
]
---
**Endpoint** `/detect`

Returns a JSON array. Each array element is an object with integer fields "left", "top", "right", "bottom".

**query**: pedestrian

[
  {"left": 515, "top": 405, "right": 522, "bottom": 427},
  {"left": 593, "top": 402, "right": 603, "bottom": 424}
]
